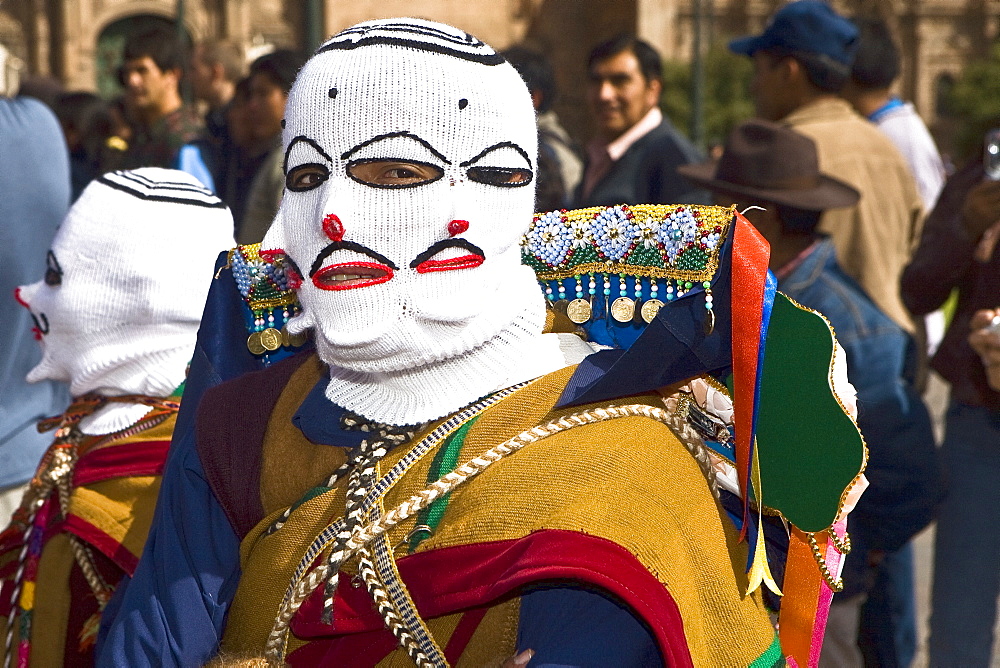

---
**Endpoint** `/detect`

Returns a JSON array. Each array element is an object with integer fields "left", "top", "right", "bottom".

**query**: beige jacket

[{"left": 783, "top": 98, "right": 923, "bottom": 332}]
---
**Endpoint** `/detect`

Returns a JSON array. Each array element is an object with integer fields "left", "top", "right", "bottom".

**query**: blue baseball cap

[{"left": 729, "top": 0, "right": 858, "bottom": 65}]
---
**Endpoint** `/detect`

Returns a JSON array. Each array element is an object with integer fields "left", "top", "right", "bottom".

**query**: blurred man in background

[
  {"left": 120, "top": 26, "right": 203, "bottom": 170},
  {"left": 190, "top": 39, "right": 244, "bottom": 148},
  {"left": 503, "top": 45, "right": 582, "bottom": 211},
  {"left": 840, "top": 21, "right": 949, "bottom": 665},
  {"left": 575, "top": 35, "right": 705, "bottom": 208},
  {"left": 681, "top": 120, "right": 939, "bottom": 667},
  {"left": 841, "top": 18, "right": 945, "bottom": 214},
  {"left": 216, "top": 49, "right": 307, "bottom": 243}
]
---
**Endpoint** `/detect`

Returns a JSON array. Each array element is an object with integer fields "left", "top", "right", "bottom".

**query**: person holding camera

[
  {"left": 901, "top": 145, "right": 1000, "bottom": 667},
  {"left": 969, "top": 309, "right": 1000, "bottom": 391},
  {"left": 969, "top": 308, "right": 1000, "bottom": 390}
]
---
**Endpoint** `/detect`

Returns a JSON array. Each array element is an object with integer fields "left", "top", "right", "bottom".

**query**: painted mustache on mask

[
  {"left": 13, "top": 287, "right": 48, "bottom": 340},
  {"left": 309, "top": 239, "right": 485, "bottom": 291}
]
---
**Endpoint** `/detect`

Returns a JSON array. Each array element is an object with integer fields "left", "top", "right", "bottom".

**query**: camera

[{"left": 985, "top": 129, "right": 1000, "bottom": 180}]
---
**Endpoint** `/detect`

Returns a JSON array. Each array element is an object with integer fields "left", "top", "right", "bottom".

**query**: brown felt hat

[{"left": 678, "top": 119, "right": 860, "bottom": 212}]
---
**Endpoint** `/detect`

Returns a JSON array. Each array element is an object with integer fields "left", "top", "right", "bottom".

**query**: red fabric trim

[
  {"left": 62, "top": 515, "right": 139, "bottom": 575},
  {"left": 63, "top": 545, "right": 121, "bottom": 666},
  {"left": 287, "top": 627, "right": 398, "bottom": 666},
  {"left": 0, "top": 528, "right": 24, "bottom": 555},
  {"left": 730, "top": 212, "right": 770, "bottom": 537},
  {"left": 0, "top": 579, "right": 13, "bottom": 616},
  {"left": 72, "top": 440, "right": 170, "bottom": 487},
  {"left": 444, "top": 606, "right": 490, "bottom": 663},
  {"left": 287, "top": 529, "right": 692, "bottom": 667}
]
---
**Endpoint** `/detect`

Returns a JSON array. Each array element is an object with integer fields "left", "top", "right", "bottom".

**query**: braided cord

[
  {"left": 319, "top": 444, "right": 368, "bottom": 624},
  {"left": 364, "top": 503, "right": 447, "bottom": 667},
  {"left": 3, "top": 428, "right": 79, "bottom": 668},
  {"left": 265, "top": 402, "right": 713, "bottom": 663},
  {"left": 264, "top": 384, "right": 528, "bottom": 662},
  {"left": 3, "top": 403, "right": 175, "bottom": 667},
  {"left": 346, "top": 404, "right": 715, "bottom": 551},
  {"left": 357, "top": 539, "right": 440, "bottom": 667}
]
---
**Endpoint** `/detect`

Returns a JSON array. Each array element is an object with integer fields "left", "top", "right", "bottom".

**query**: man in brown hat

[{"left": 680, "top": 120, "right": 940, "bottom": 666}]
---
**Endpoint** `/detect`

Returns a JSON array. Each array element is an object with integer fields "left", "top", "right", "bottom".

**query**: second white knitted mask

[{"left": 17, "top": 168, "right": 235, "bottom": 433}]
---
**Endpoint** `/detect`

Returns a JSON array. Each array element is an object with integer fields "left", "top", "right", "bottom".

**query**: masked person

[
  {"left": 99, "top": 20, "right": 864, "bottom": 667},
  {"left": 0, "top": 168, "right": 234, "bottom": 667}
]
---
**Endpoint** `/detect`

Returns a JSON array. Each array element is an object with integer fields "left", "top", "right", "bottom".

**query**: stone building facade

[{"left": 2, "top": 0, "right": 997, "bottom": 150}]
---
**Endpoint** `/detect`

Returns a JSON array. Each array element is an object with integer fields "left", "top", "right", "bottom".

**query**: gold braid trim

[
  {"left": 807, "top": 532, "right": 844, "bottom": 592},
  {"left": 827, "top": 528, "right": 851, "bottom": 555},
  {"left": 264, "top": 403, "right": 714, "bottom": 663}
]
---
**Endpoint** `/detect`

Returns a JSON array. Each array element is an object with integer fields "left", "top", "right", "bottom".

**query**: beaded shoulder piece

[
  {"left": 229, "top": 243, "right": 306, "bottom": 363},
  {"left": 522, "top": 204, "right": 734, "bottom": 326}
]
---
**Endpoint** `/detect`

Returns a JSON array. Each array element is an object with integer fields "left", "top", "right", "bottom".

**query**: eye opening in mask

[
  {"left": 346, "top": 158, "right": 444, "bottom": 189},
  {"left": 44, "top": 250, "right": 62, "bottom": 287},
  {"left": 465, "top": 166, "right": 533, "bottom": 187},
  {"left": 286, "top": 163, "right": 331, "bottom": 192}
]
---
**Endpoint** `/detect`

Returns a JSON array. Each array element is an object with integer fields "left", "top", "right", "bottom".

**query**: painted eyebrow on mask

[
  {"left": 284, "top": 136, "right": 334, "bottom": 174},
  {"left": 459, "top": 141, "right": 532, "bottom": 168},
  {"left": 309, "top": 240, "right": 400, "bottom": 278},
  {"left": 340, "top": 131, "right": 451, "bottom": 165}
]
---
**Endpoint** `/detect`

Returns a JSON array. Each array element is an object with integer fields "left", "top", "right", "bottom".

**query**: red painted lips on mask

[{"left": 313, "top": 261, "right": 394, "bottom": 290}]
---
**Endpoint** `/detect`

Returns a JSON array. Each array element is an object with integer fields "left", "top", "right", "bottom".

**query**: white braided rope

[
  {"left": 265, "top": 421, "right": 416, "bottom": 661},
  {"left": 319, "top": 449, "right": 367, "bottom": 623},
  {"left": 364, "top": 510, "right": 447, "bottom": 667},
  {"left": 265, "top": 403, "right": 713, "bottom": 663},
  {"left": 358, "top": 540, "right": 440, "bottom": 667}
]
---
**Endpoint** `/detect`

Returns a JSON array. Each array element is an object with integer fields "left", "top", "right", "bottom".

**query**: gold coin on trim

[
  {"left": 260, "top": 327, "right": 282, "bottom": 351},
  {"left": 566, "top": 298, "right": 592, "bottom": 324},
  {"left": 610, "top": 296, "right": 635, "bottom": 323},
  {"left": 641, "top": 298, "right": 665, "bottom": 324},
  {"left": 553, "top": 299, "right": 569, "bottom": 314},
  {"left": 247, "top": 331, "right": 266, "bottom": 355},
  {"left": 284, "top": 326, "right": 308, "bottom": 347},
  {"left": 704, "top": 307, "right": 716, "bottom": 336}
]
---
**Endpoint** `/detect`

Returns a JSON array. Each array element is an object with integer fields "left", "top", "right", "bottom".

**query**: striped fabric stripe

[{"left": 408, "top": 417, "right": 479, "bottom": 552}]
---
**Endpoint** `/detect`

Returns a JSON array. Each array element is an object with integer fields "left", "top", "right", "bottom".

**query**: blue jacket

[
  {"left": 0, "top": 98, "right": 71, "bottom": 489},
  {"left": 779, "top": 238, "right": 940, "bottom": 597}
]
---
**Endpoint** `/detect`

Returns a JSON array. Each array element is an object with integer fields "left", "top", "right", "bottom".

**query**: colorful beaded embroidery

[
  {"left": 523, "top": 204, "right": 732, "bottom": 280},
  {"left": 229, "top": 244, "right": 306, "bottom": 363},
  {"left": 523, "top": 204, "right": 734, "bottom": 326}
]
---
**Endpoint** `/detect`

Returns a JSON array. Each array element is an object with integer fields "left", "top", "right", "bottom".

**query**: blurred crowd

[
  {"left": 4, "top": 1, "right": 1000, "bottom": 666},
  {"left": 22, "top": 28, "right": 308, "bottom": 245}
]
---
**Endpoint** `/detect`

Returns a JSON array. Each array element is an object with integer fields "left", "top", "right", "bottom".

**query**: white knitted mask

[
  {"left": 17, "top": 169, "right": 235, "bottom": 402},
  {"left": 262, "top": 19, "right": 544, "bottom": 379}
]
